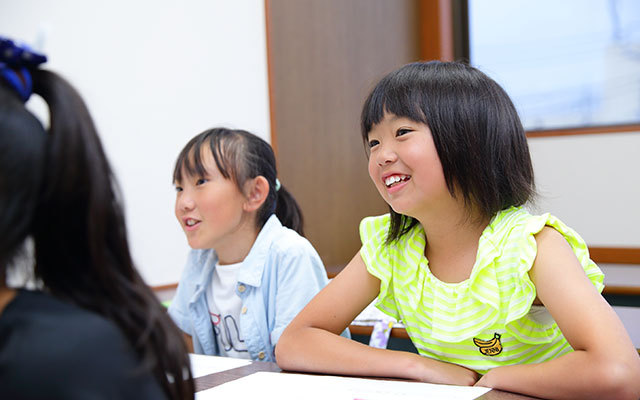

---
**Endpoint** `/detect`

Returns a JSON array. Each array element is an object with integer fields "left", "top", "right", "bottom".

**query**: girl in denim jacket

[{"left": 169, "top": 127, "right": 343, "bottom": 361}]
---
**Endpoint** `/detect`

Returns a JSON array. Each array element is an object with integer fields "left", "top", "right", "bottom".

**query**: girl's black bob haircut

[{"left": 361, "top": 61, "right": 535, "bottom": 242}]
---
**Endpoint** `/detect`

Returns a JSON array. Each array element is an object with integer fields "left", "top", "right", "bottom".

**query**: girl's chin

[
  {"left": 187, "top": 240, "right": 205, "bottom": 249},
  {"left": 389, "top": 203, "right": 414, "bottom": 217}
]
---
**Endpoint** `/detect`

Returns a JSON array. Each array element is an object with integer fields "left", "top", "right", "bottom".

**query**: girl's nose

[
  {"left": 375, "top": 144, "right": 397, "bottom": 166},
  {"left": 176, "top": 193, "right": 195, "bottom": 212}
]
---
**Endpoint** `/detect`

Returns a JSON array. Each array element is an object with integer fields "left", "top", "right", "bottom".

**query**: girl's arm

[
  {"left": 477, "top": 227, "right": 640, "bottom": 400},
  {"left": 275, "top": 251, "right": 478, "bottom": 386}
]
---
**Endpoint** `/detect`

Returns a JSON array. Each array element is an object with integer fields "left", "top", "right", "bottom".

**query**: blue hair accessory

[
  {"left": 275, "top": 178, "right": 281, "bottom": 192},
  {"left": 0, "top": 36, "right": 47, "bottom": 102}
]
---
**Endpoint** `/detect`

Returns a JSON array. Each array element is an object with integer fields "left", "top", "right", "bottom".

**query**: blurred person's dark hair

[{"left": 0, "top": 36, "right": 194, "bottom": 400}]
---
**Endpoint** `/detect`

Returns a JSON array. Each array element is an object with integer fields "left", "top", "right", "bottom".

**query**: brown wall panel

[{"left": 267, "top": 0, "right": 420, "bottom": 269}]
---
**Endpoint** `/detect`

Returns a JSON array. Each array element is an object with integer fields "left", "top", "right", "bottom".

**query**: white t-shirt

[{"left": 205, "top": 261, "right": 251, "bottom": 359}]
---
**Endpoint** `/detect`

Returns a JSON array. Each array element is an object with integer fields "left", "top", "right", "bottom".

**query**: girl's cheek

[{"left": 367, "top": 160, "right": 377, "bottom": 183}]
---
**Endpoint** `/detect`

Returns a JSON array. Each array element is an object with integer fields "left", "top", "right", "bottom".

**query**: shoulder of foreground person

[{"left": 0, "top": 290, "right": 167, "bottom": 399}]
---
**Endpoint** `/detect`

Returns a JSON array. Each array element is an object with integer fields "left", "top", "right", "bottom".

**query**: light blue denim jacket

[{"left": 168, "top": 215, "right": 346, "bottom": 361}]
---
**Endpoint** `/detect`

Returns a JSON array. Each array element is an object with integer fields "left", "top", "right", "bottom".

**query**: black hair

[
  {"left": 0, "top": 86, "right": 46, "bottom": 269},
  {"left": 361, "top": 61, "right": 535, "bottom": 242},
  {"left": 173, "top": 127, "right": 304, "bottom": 235},
  {"left": 0, "top": 71, "right": 194, "bottom": 399}
]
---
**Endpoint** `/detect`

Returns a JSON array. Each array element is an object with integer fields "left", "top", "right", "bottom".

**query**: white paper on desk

[
  {"left": 195, "top": 371, "right": 491, "bottom": 400},
  {"left": 188, "top": 353, "right": 251, "bottom": 378}
]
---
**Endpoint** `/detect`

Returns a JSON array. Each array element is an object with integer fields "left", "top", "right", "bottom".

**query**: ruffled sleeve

[
  {"left": 359, "top": 214, "right": 401, "bottom": 321},
  {"left": 503, "top": 212, "right": 605, "bottom": 344}
]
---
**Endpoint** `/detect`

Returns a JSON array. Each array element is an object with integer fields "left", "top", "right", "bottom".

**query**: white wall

[
  {"left": 1, "top": 0, "right": 271, "bottom": 286},
  {"left": 528, "top": 132, "right": 640, "bottom": 247}
]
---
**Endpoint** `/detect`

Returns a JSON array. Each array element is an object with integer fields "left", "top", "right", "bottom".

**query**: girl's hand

[{"left": 409, "top": 354, "right": 479, "bottom": 386}]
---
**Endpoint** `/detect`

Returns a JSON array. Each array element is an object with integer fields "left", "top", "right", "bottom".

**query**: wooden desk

[{"left": 193, "top": 360, "right": 542, "bottom": 400}]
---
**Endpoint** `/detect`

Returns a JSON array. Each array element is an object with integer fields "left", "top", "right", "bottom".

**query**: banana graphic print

[{"left": 472, "top": 333, "right": 503, "bottom": 356}]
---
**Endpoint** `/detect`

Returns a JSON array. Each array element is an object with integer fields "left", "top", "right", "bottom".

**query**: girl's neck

[
  {"left": 415, "top": 201, "right": 490, "bottom": 283},
  {"left": 423, "top": 211, "right": 488, "bottom": 250},
  {"left": 215, "top": 217, "right": 261, "bottom": 266}
]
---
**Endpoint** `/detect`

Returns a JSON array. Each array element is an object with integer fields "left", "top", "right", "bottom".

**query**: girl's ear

[{"left": 243, "top": 176, "right": 269, "bottom": 212}]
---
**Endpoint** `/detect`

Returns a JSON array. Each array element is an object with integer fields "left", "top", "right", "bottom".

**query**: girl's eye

[
  {"left": 196, "top": 178, "right": 208, "bottom": 185},
  {"left": 174, "top": 186, "right": 183, "bottom": 193},
  {"left": 396, "top": 128, "right": 412, "bottom": 137},
  {"left": 368, "top": 139, "right": 380, "bottom": 148}
]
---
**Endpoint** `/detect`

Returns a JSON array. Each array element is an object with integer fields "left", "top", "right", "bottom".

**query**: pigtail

[
  {"left": 274, "top": 184, "right": 304, "bottom": 236},
  {"left": 29, "top": 70, "right": 194, "bottom": 400}
]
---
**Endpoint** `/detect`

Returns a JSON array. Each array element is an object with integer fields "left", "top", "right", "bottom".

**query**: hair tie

[
  {"left": 0, "top": 36, "right": 47, "bottom": 102},
  {"left": 275, "top": 178, "right": 281, "bottom": 192}
]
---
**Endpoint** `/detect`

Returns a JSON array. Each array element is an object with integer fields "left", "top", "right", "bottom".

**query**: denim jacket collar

[
  {"left": 192, "top": 251, "right": 216, "bottom": 305},
  {"left": 236, "top": 214, "right": 282, "bottom": 287}
]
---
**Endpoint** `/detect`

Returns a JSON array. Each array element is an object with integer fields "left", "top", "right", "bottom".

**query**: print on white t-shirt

[{"left": 206, "top": 261, "right": 251, "bottom": 359}]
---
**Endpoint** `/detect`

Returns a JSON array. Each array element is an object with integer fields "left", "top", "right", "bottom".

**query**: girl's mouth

[
  {"left": 384, "top": 174, "right": 411, "bottom": 188},
  {"left": 184, "top": 218, "right": 201, "bottom": 230}
]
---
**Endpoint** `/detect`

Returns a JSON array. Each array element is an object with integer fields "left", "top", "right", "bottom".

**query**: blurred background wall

[{"left": 1, "top": 0, "right": 271, "bottom": 286}]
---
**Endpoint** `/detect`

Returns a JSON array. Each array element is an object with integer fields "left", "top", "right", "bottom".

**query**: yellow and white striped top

[{"left": 359, "top": 206, "right": 604, "bottom": 374}]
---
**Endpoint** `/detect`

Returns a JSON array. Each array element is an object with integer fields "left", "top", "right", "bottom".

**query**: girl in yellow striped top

[{"left": 276, "top": 61, "right": 640, "bottom": 400}]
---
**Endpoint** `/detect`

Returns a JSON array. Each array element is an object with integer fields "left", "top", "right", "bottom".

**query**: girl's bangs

[
  {"left": 361, "top": 78, "right": 428, "bottom": 140},
  {"left": 173, "top": 139, "right": 207, "bottom": 183},
  {"left": 173, "top": 133, "right": 234, "bottom": 183}
]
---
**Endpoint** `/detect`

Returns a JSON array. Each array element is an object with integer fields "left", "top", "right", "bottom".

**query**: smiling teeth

[
  {"left": 186, "top": 219, "right": 197, "bottom": 226},
  {"left": 385, "top": 175, "right": 410, "bottom": 187}
]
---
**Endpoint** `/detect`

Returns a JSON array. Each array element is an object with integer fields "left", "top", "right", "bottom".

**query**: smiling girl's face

[
  {"left": 367, "top": 113, "right": 449, "bottom": 218},
  {"left": 174, "top": 147, "right": 249, "bottom": 251}
]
